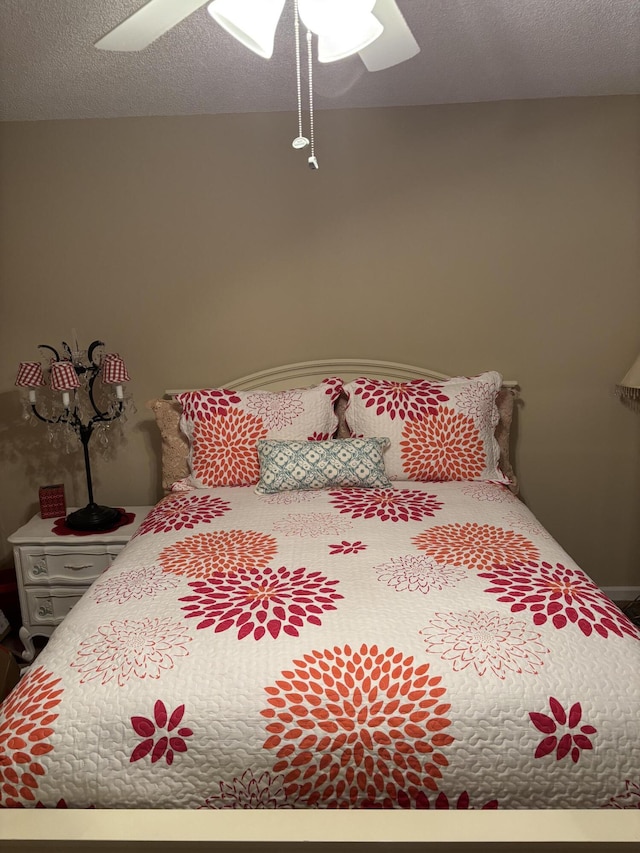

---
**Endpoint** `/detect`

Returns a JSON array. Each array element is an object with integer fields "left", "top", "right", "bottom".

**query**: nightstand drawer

[
  {"left": 23, "top": 586, "right": 87, "bottom": 627},
  {"left": 19, "top": 546, "right": 122, "bottom": 585}
]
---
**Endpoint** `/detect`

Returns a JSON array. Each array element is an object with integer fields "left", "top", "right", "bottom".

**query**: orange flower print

[
  {"left": 400, "top": 406, "right": 485, "bottom": 481},
  {"left": 261, "top": 644, "right": 454, "bottom": 808},
  {"left": 159, "top": 530, "right": 278, "bottom": 579},
  {"left": 0, "top": 667, "right": 63, "bottom": 808},
  {"left": 192, "top": 408, "right": 267, "bottom": 486},
  {"left": 413, "top": 523, "right": 539, "bottom": 571}
]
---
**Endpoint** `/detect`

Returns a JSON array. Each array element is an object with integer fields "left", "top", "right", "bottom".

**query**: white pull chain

[
  {"left": 292, "top": 0, "right": 309, "bottom": 151},
  {"left": 307, "top": 29, "right": 318, "bottom": 169}
]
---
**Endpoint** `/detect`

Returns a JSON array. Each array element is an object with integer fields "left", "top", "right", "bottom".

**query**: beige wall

[{"left": 0, "top": 95, "right": 638, "bottom": 588}]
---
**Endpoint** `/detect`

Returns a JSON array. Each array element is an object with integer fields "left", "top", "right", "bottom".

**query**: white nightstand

[{"left": 8, "top": 507, "right": 152, "bottom": 661}]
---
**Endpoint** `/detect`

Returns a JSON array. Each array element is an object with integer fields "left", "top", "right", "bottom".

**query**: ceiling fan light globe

[
  {"left": 317, "top": 13, "right": 383, "bottom": 62},
  {"left": 298, "top": 0, "right": 376, "bottom": 36},
  {"left": 207, "top": 0, "right": 286, "bottom": 58}
]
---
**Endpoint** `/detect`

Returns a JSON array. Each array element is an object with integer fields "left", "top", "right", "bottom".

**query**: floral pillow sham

[
  {"left": 177, "top": 379, "right": 343, "bottom": 488},
  {"left": 342, "top": 372, "right": 509, "bottom": 484},
  {"left": 255, "top": 437, "right": 392, "bottom": 494}
]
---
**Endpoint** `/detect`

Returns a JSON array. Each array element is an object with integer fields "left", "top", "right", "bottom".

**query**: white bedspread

[{"left": 1, "top": 483, "right": 638, "bottom": 810}]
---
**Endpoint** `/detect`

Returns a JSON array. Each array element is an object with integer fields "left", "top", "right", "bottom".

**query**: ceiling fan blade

[
  {"left": 95, "top": 0, "right": 207, "bottom": 51},
  {"left": 358, "top": 0, "right": 420, "bottom": 71}
]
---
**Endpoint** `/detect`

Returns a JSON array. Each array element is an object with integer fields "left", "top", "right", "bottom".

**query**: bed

[{"left": 1, "top": 359, "right": 639, "bottom": 849}]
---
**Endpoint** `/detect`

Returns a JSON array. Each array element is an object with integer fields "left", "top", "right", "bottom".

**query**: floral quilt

[{"left": 1, "top": 483, "right": 639, "bottom": 810}]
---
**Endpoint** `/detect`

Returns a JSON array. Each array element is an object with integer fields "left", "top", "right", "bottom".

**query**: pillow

[
  {"left": 177, "top": 378, "right": 343, "bottom": 488},
  {"left": 342, "top": 372, "right": 509, "bottom": 485},
  {"left": 146, "top": 398, "right": 189, "bottom": 492},
  {"left": 255, "top": 437, "right": 392, "bottom": 494}
]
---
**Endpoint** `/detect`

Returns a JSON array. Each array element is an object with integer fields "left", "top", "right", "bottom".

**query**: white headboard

[{"left": 166, "top": 358, "right": 518, "bottom": 396}]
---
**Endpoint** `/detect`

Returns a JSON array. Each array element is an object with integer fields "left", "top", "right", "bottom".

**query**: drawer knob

[{"left": 63, "top": 563, "right": 93, "bottom": 571}]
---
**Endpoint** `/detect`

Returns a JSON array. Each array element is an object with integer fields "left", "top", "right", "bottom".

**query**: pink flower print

[
  {"left": 329, "top": 541, "right": 367, "bottom": 555},
  {"left": 245, "top": 390, "right": 305, "bottom": 429},
  {"left": 92, "top": 565, "right": 180, "bottom": 605},
  {"left": 374, "top": 555, "right": 466, "bottom": 594},
  {"left": 201, "top": 769, "right": 294, "bottom": 809},
  {"left": 135, "top": 494, "right": 231, "bottom": 537},
  {"left": 180, "top": 566, "right": 343, "bottom": 640},
  {"left": 130, "top": 700, "right": 193, "bottom": 766},
  {"left": 352, "top": 379, "right": 449, "bottom": 420},
  {"left": 329, "top": 489, "right": 443, "bottom": 523},
  {"left": 70, "top": 618, "right": 191, "bottom": 686},
  {"left": 273, "top": 513, "right": 352, "bottom": 539},
  {"left": 362, "top": 790, "right": 498, "bottom": 809},
  {"left": 529, "top": 697, "right": 596, "bottom": 763},
  {"left": 308, "top": 431, "right": 332, "bottom": 441},
  {"left": 603, "top": 780, "right": 640, "bottom": 809},
  {"left": 419, "top": 610, "right": 549, "bottom": 678},
  {"left": 479, "top": 561, "right": 639, "bottom": 640},
  {"left": 455, "top": 380, "right": 499, "bottom": 431},
  {"left": 461, "top": 482, "right": 514, "bottom": 503},
  {"left": 265, "top": 491, "right": 321, "bottom": 505}
]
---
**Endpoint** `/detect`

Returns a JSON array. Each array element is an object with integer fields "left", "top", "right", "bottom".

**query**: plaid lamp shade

[
  {"left": 15, "top": 362, "right": 45, "bottom": 388},
  {"left": 49, "top": 360, "right": 80, "bottom": 391},
  {"left": 102, "top": 353, "right": 130, "bottom": 385}
]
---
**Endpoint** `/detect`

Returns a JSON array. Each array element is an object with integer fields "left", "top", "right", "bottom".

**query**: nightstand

[{"left": 8, "top": 507, "right": 152, "bottom": 661}]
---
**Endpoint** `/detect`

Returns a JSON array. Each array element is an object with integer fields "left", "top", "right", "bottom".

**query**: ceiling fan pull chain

[
  {"left": 292, "top": 0, "right": 309, "bottom": 151},
  {"left": 307, "top": 29, "right": 318, "bottom": 170}
]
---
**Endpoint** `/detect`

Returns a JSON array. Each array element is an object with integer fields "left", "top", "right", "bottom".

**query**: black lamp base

[{"left": 65, "top": 503, "right": 122, "bottom": 532}]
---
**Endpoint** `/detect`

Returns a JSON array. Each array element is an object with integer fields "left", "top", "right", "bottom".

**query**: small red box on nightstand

[{"left": 39, "top": 484, "right": 66, "bottom": 519}]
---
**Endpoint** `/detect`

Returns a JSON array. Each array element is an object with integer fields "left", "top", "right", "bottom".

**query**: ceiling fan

[{"left": 95, "top": 0, "right": 420, "bottom": 72}]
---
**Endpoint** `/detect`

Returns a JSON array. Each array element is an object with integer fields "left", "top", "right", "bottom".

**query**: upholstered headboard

[{"left": 149, "top": 359, "right": 519, "bottom": 494}]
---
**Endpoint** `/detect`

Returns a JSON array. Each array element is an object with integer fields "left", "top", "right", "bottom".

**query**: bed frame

[{"left": 3, "top": 360, "right": 637, "bottom": 853}]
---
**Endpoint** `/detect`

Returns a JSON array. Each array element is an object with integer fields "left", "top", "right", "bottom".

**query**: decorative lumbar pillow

[
  {"left": 177, "top": 379, "right": 343, "bottom": 488},
  {"left": 342, "top": 372, "right": 509, "bottom": 484},
  {"left": 255, "top": 437, "right": 392, "bottom": 494}
]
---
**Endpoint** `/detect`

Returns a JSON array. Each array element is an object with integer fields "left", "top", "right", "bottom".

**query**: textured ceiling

[{"left": 0, "top": 0, "right": 638, "bottom": 122}]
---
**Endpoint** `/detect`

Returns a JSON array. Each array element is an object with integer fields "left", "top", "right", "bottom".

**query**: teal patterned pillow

[{"left": 255, "top": 438, "right": 392, "bottom": 494}]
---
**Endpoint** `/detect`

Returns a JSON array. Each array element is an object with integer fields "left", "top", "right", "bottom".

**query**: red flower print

[
  {"left": 352, "top": 379, "right": 449, "bottom": 420},
  {"left": 400, "top": 407, "right": 486, "bottom": 481},
  {"left": 0, "top": 667, "right": 63, "bottom": 808},
  {"left": 130, "top": 700, "right": 193, "bottom": 766},
  {"left": 178, "top": 388, "right": 242, "bottom": 420},
  {"left": 8, "top": 799, "right": 95, "bottom": 809},
  {"left": 479, "top": 561, "right": 640, "bottom": 640},
  {"left": 329, "top": 541, "right": 367, "bottom": 555},
  {"left": 603, "top": 780, "right": 640, "bottom": 809},
  {"left": 413, "top": 523, "right": 539, "bottom": 571},
  {"left": 329, "top": 489, "right": 443, "bottom": 523},
  {"left": 192, "top": 408, "right": 267, "bottom": 486},
  {"left": 135, "top": 493, "right": 231, "bottom": 537},
  {"left": 529, "top": 697, "right": 596, "bottom": 764},
  {"left": 70, "top": 617, "right": 191, "bottom": 686},
  {"left": 419, "top": 610, "right": 549, "bottom": 678},
  {"left": 362, "top": 790, "right": 499, "bottom": 809},
  {"left": 201, "top": 769, "right": 295, "bottom": 809},
  {"left": 180, "top": 566, "right": 343, "bottom": 640},
  {"left": 308, "top": 432, "right": 332, "bottom": 441},
  {"left": 261, "top": 644, "right": 454, "bottom": 808},
  {"left": 159, "top": 530, "right": 278, "bottom": 579}
]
